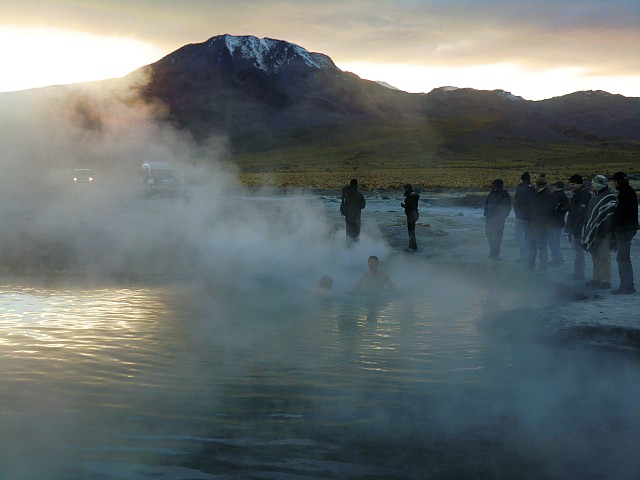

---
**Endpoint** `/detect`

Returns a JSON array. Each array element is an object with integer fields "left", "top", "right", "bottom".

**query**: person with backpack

[
  {"left": 401, "top": 184, "right": 420, "bottom": 252},
  {"left": 340, "top": 178, "right": 366, "bottom": 245}
]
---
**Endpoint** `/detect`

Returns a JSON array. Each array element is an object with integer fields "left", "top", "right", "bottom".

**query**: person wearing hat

[
  {"left": 513, "top": 172, "right": 536, "bottom": 261},
  {"left": 564, "top": 174, "right": 591, "bottom": 280},
  {"left": 582, "top": 174, "right": 617, "bottom": 289},
  {"left": 611, "top": 172, "right": 638, "bottom": 294},
  {"left": 401, "top": 184, "right": 420, "bottom": 252},
  {"left": 483, "top": 178, "right": 512, "bottom": 260},
  {"left": 527, "top": 174, "right": 555, "bottom": 273},
  {"left": 548, "top": 181, "right": 570, "bottom": 266}
]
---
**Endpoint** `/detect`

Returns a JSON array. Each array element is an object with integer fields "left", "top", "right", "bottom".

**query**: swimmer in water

[
  {"left": 312, "top": 275, "right": 334, "bottom": 298},
  {"left": 354, "top": 256, "right": 396, "bottom": 294}
]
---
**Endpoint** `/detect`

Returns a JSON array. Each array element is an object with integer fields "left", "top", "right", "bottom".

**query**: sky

[{"left": 1, "top": 0, "right": 639, "bottom": 100}]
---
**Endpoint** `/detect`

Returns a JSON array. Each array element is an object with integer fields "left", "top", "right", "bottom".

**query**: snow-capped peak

[
  {"left": 216, "top": 34, "right": 335, "bottom": 74},
  {"left": 493, "top": 89, "right": 524, "bottom": 101}
]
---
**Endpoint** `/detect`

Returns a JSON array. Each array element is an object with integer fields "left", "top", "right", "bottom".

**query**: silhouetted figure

[
  {"left": 513, "top": 172, "right": 536, "bottom": 261},
  {"left": 340, "top": 179, "right": 366, "bottom": 245},
  {"left": 401, "top": 184, "right": 420, "bottom": 251},
  {"left": 528, "top": 174, "right": 554, "bottom": 274},
  {"left": 483, "top": 179, "right": 512, "bottom": 260},
  {"left": 548, "top": 181, "right": 569, "bottom": 266},
  {"left": 564, "top": 174, "right": 591, "bottom": 281},
  {"left": 611, "top": 171, "right": 638, "bottom": 294},
  {"left": 582, "top": 174, "right": 616, "bottom": 290}
]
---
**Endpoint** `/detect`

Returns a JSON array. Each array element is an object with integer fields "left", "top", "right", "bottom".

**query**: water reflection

[{"left": 0, "top": 278, "right": 639, "bottom": 479}]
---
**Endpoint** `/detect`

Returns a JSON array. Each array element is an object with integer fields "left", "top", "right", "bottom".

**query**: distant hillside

[
  {"left": 132, "top": 35, "right": 640, "bottom": 173},
  {"left": 3, "top": 34, "right": 639, "bottom": 189}
]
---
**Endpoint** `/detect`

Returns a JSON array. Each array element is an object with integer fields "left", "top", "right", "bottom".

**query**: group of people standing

[
  {"left": 486, "top": 171, "right": 639, "bottom": 294},
  {"left": 337, "top": 174, "right": 638, "bottom": 295}
]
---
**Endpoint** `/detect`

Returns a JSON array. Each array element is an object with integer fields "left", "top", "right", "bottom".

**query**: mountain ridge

[{"left": 2, "top": 34, "right": 638, "bottom": 188}]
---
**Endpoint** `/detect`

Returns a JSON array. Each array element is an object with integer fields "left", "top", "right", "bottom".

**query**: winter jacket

[
  {"left": 513, "top": 182, "right": 536, "bottom": 220},
  {"left": 612, "top": 182, "right": 639, "bottom": 233},
  {"left": 484, "top": 187, "right": 512, "bottom": 220},
  {"left": 529, "top": 186, "right": 555, "bottom": 231},
  {"left": 340, "top": 186, "right": 366, "bottom": 219},
  {"left": 549, "top": 190, "right": 570, "bottom": 229},
  {"left": 564, "top": 186, "right": 591, "bottom": 237},
  {"left": 402, "top": 191, "right": 420, "bottom": 215}
]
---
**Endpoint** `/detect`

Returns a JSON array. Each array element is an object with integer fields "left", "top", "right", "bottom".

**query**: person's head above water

[
  {"left": 318, "top": 275, "right": 333, "bottom": 289},
  {"left": 368, "top": 255, "right": 379, "bottom": 271}
]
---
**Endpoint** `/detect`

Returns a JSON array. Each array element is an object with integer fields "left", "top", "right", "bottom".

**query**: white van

[{"left": 141, "top": 162, "right": 178, "bottom": 198}]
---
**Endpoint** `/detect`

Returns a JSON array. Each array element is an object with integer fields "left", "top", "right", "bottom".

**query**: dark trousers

[
  {"left": 528, "top": 226, "right": 549, "bottom": 272},
  {"left": 615, "top": 230, "right": 637, "bottom": 289},
  {"left": 345, "top": 216, "right": 361, "bottom": 244},
  {"left": 406, "top": 211, "right": 419, "bottom": 249},
  {"left": 485, "top": 217, "right": 506, "bottom": 258},
  {"left": 570, "top": 235, "right": 585, "bottom": 278},
  {"left": 548, "top": 226, "right": 564, "bottom": 263}
]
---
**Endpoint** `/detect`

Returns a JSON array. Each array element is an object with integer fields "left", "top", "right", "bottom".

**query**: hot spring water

[{"left": 1, "top": 195, "right": 639, "bottom": 479}]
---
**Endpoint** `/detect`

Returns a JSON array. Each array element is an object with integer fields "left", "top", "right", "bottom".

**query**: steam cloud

[{"left": 0, "top": 75, "right": 389, "bottom": 289}]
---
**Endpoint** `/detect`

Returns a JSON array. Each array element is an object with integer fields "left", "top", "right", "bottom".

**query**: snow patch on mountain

[
  {"left": 220, "top": 35, "right": 335, "bottom": 74},
  {"left": 494, "top": 89, "right": 525, "bottom": 101}
]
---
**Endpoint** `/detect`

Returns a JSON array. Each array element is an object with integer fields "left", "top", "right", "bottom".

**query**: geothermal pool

[
  {"left": 1, "top": 273, "right": 639, "bottom": 479},
  {"left": 1, "top": 194, "right": 639, "bottom": 479}
]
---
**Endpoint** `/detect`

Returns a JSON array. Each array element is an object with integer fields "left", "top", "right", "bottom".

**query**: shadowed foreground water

[{"left": 1, "top": 273, "right": 639, "bottom": 479}]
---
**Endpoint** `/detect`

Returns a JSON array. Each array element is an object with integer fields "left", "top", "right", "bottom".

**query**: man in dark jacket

[
  {"left": 528, "top": 174, "right": 554, "bottom": 274},
  {"left": 483, "top": 179, "right": 512, "bottom": 260},
  {"left": 513, "top": 172, "right": 536, "bottom": 261},
  {"left": 401, "top": 184, "right": 420, "bottom": 252},
  {"left": 611, "top": 172, "right": 639, "bottom": 294},
  {"left": 582, "top": 174, "right": 616, "bottom": 289},
  {"left": 564, "top": 174, "right": 591, "bottom": 281},
  {"left": 340, "top": 178, "right": 366, "bottom": 245},
  {"left": 548, "top": 181, "right": 570, "bottom": 266}
]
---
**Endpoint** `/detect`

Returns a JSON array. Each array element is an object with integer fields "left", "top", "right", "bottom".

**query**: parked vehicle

[
  {"left": 73, "top": 168, "right": 94, "bottom": 184},
  {"left": 141, "top": 162, "right": 180, "bottom": 198}
]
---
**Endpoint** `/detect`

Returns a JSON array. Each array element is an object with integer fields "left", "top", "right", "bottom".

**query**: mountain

[
  {"left": 2, "top": 34, "right": 637, "bottom": 183},
  {"left": 136, "top": 34, "right": 420, "bottom": 145},
  {"left": 130, "top": 34, "right": 640, "bottom": 169}
]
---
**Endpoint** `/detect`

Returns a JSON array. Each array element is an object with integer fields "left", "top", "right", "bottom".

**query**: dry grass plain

[
  {"left": 232, "top": 121, "right": 640, "bottom": 190},
  {"left": 237, "top": 163, "right": 639, "bottom": 191}
]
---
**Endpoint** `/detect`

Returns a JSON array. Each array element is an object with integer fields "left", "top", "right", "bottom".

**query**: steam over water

[
  {"left": 1, "top": 197, "right": 639, "bottom": 480},
  {"left": 1, "top": 81, "right": 639, "bottom": 479}
]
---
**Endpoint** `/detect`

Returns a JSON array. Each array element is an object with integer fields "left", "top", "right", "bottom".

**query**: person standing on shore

[
  {"left": 528, "top": 174, "right": 554, "bottom": 274},
  {"left": 401, "top": 184, "right": 420, "bottom": 252},
  {"left": 483, "top": 179, "right": 512, "bottom": 260},
  {"left": 548, "top": 181, "right": 570, "bottom": 266},
  {"left": 611, "top": 171, "right": 639, "bottom": 294},
  {"left": 513, "top": 172, "right": 536, "bottom": 262},
  {"left": 564, "top": 175, "right": 591, "bottom": 281},
  {"left": 582, "top": 174, "right": 616, "bottom": 290},
  {"left": 340, "top": 179, "right": 366, "bottom": 245}
]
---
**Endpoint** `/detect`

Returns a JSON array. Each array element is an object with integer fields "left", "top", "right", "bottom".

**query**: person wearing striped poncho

[{"left": 582, "top": 175, "right": 617, "bottom": 289}]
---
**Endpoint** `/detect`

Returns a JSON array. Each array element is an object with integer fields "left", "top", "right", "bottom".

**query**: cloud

[{"left": 2, "top": 0, "right": 639, "bottom": 97}]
